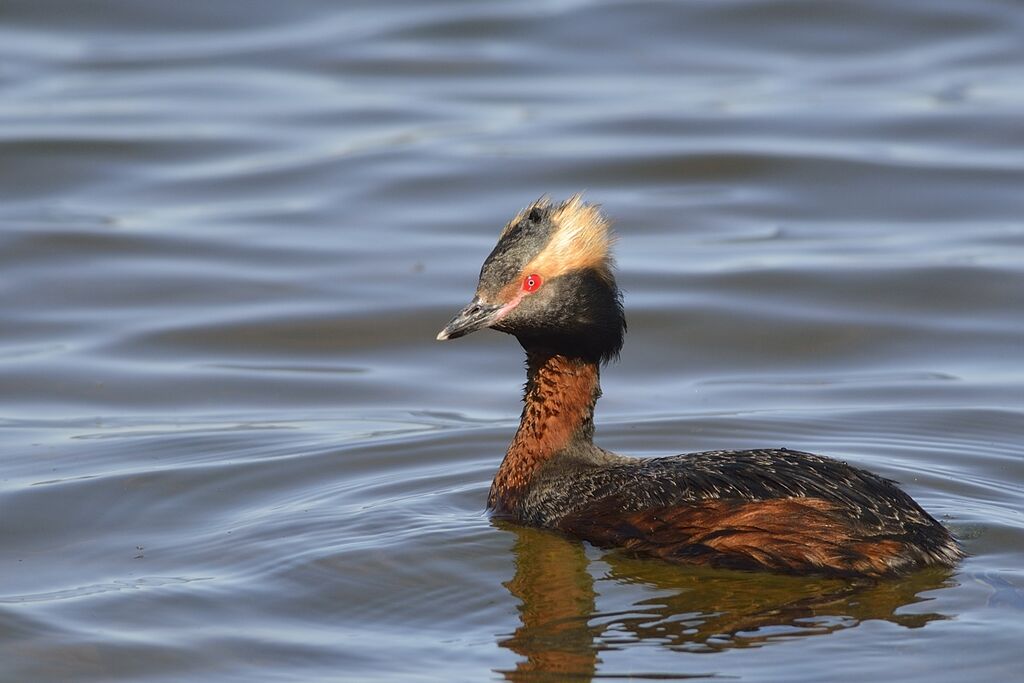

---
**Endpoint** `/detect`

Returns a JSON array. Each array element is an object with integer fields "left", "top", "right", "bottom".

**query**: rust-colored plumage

[
  {"left": 558, "top": 497, "right": 913, "bottom": 576},
  {"left": 488, "top": 351, "right": 600, "bottom": 513}
]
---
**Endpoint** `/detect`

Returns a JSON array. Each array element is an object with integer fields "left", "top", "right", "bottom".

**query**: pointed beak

[{"left": 436, "top": 298, "right": 503, "bottom": 341}]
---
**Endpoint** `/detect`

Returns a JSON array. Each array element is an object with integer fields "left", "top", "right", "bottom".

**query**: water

[{"left": 1, "top": 1, "right": 1022, "bottom": 680}]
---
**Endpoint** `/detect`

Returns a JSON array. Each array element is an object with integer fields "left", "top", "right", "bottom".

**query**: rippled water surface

[{"left": 2, "top": 1, "right": 1023, "bottom": 681}]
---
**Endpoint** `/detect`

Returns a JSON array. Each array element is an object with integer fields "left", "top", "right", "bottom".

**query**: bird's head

[{"left": 437, "top": 195, "right": 625, "bottom": 364}]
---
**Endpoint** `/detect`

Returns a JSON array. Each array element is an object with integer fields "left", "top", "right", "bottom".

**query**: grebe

[{"left": 437, "top": 195, "right": 962, "bottom": 576}]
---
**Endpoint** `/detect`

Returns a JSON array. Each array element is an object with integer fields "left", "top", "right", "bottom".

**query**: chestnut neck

[{"left": 487, "top": 348, "right": 601, "bottom": 513}]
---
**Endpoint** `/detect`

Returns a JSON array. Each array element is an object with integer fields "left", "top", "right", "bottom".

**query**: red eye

[{"left": 522, "top": 273, "right": 543, "bottom": 292}]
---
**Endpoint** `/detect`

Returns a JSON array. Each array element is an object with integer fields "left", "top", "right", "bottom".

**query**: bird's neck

[{"left": 488, "top": 349, "right": 601, "bottom": 514}]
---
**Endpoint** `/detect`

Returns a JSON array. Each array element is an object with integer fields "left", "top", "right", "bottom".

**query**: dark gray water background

[{"left": 1, "top": 1, "right": 1023, "bottom": 681}]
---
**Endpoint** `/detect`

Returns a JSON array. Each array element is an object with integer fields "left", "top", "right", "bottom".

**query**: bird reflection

[{"left": 496, "top": 521, "right": 956, "bottom": 681}]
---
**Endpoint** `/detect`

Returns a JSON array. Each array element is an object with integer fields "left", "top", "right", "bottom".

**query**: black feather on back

[{"left": 519, "top": 448, "right": 961, "bottom": 567}]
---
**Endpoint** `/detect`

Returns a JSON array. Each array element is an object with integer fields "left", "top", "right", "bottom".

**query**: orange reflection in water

[{"left": 496, "top": 522, "right": 956, "bottom": 681}]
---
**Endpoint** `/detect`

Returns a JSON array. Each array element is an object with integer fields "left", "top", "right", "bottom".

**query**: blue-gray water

[{"left": 1, "top": 1, "right": 1023, "bottom": 681}]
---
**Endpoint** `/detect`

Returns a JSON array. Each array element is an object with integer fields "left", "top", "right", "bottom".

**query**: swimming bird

[{"left": 436, "top": 195, "right": 962, "bottom": 576}]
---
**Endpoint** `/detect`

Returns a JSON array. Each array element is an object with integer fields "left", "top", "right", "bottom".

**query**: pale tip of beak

[{"left": 435, "top": 329, "right": 450, "bottom": 341}]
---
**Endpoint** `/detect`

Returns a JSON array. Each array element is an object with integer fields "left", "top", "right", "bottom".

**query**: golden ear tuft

[{"left": 525, "top": 194, "right": 614, "bottom": 282}]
